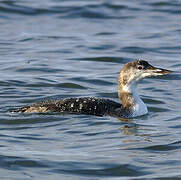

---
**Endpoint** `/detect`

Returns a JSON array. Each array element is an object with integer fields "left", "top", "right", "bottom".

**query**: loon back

[{"left": 14, "top": 97, "right": 124, "bottom": 117}]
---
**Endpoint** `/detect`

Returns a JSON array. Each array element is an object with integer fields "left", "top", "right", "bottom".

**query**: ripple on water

[{"left": 0, "top": 0, "right": 180, "bottom": 179}]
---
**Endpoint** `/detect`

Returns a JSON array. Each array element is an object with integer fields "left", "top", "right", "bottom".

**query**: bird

[{"left": 13, "top": 60, "right": 172, "bottom": 118}]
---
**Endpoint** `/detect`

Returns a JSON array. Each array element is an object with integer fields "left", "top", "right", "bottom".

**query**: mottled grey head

[{"left": 119, "top": 60, "right": 172, "bottom": 86}]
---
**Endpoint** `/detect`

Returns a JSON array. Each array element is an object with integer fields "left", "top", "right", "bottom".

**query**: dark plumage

[{"left": 14, "top": 97, "right": 126, "bottom": 117}]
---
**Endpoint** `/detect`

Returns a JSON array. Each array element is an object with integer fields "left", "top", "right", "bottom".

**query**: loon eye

[{"left": 138, "top": 66, "right": 143, "bottom": 70}]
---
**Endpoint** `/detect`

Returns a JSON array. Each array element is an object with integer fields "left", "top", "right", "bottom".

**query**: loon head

[
  {"left": 118, "top": 60, "right": 172, "bottom": 116},
  {"left": 119, "top": 60, "right": 172, "bottom": 86}
]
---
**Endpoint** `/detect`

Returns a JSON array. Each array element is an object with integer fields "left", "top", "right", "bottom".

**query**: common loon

[{"left": 13, "top": 60, "right": 172, "bottom": 118}]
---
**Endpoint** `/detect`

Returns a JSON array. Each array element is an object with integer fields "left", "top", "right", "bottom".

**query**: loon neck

[{"left": 118, "top": 81, "right": 148, "bottom": 117}]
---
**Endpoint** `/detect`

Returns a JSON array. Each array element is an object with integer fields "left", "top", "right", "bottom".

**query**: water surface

[{"left": 0, "top": 0, "right": 181, "bottom": 179}]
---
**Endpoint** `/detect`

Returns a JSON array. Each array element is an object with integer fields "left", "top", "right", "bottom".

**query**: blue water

[{"left": 0, "top": 0, "right": 181, "bottom": 179}]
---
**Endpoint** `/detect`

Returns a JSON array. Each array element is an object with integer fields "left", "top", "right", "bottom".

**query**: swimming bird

[{"left": 13, "top": 60, "right": 172, "bottom": 118}]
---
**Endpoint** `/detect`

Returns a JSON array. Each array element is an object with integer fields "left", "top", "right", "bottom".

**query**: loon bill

[{"left": 13, "top": 60, "right": 172, "bottom": 118}]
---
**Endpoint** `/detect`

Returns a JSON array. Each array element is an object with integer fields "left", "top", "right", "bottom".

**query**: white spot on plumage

[{"left": 79, "top": 104, "right": 83, "bottom": 110}]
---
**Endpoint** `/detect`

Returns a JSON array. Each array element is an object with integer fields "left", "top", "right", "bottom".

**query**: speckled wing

[{"left": 13, "top": 97, "right": 122, "bottom": 117}]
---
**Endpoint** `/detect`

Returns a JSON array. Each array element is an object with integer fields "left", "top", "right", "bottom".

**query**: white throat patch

[
  {"left": 131, "top": 96, "right": 148, "bottom": 117},
  {"left": 124, "top": 83, "right": 148, "bottom": 117}
]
